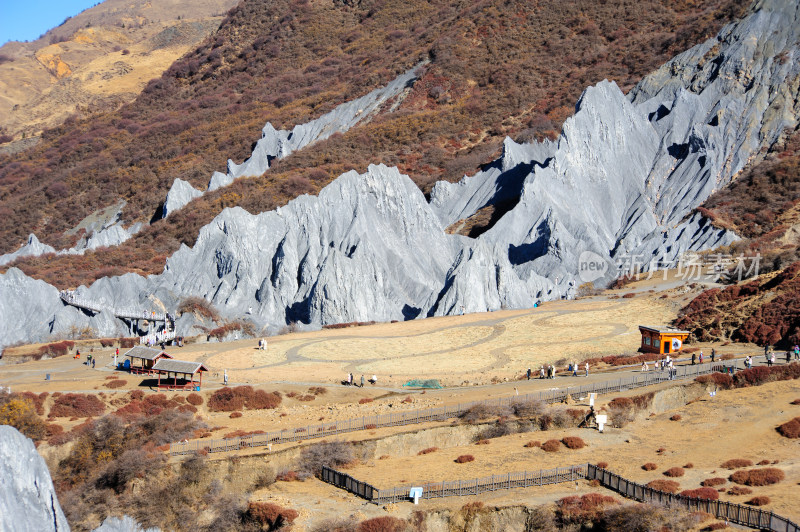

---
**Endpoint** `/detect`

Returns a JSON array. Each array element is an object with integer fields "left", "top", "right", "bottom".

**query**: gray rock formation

[
  {"left": 0, "top": 234, "right": 55, "bottom": 267},
  {"left": 162, "top": 179, "right": 204, "bottom": 218},
  {"left": 92, "top": 516, "right": 159, "bottom": 532},
  {"left": 0, "top": 425, "right": 70, "bottom": 531}
]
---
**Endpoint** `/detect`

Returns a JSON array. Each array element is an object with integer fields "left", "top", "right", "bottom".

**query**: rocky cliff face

[
  {"left": 1, "top": 0, "right": 798, "bottom": 348},
  {"left": 0, "top": 425, "right": 70, "bottom": 531}
]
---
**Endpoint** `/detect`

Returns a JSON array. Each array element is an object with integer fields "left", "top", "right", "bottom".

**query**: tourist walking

[
  {"left": 360, "top": 375, "right": 364, "bottom": 387},
  {"left": 711, "top": 348, "right": 715, "bottom": 363},
  {"left": 527, "top": 368, "right": 531, "bottom": 380},
  {"left": 691, "top": 353, "right": 696, "bottom": 365},
  {"left": 787, "top": 351, "right": 792, "bottom": 363},
  {"left": 770, "top": 352, "right": 775, "bottom": 367},
  {"left": 572, "top": 363, "right": 578, "bottom": 377},
  {"left": 794, "top": 345, "right": 799, "bottom": 360},
  {"left": 698, "top": 351, "right": 703, "bottom": 364},
  {"left": 584, "top": 362, "right": 589, "bottom": 377}
]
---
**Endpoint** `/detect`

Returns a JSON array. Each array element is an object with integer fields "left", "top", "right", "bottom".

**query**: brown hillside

[
  {"left": 0, "top": 0, "right": 746, "bottom": 288},
  {"left": 675, "top": 127, "right": 800, "bottom": 347},
  {"left": 0, "top": 0, "right": 238, "bottom": 143}
]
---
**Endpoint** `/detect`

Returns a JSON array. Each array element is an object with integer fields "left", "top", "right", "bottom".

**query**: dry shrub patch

[
  {"left": 418, "top": 447, "right": 438, "bottom": 455},
  {"left": 276, "top": 470, "right": 304, "bottom": 482},
  {"left": 790, "top": 399, "right": 800, "bottom": 405},
  {"left": 746, "top": 496, "right": 770, "bottom": 506},
  {"left": 475, "top": 439, "right": 490, "bottom": 445},
  {"left": 229, "top": 412, "right": 242, "bottom": 419},
  {"left": 728, "top": 486, "right": 752, "bottom": 495},
  {"left": 701, "top": 478, "right": 726, "bottom": 487},
  {"left": 777, "top": 417, "right": 800, "bottom": 438},
  {"left": 541, "top": 439, "right": 561, "bottom": 452},
  {"left": 557, "top": 493, "right": 619, "bottom": 523},
  {"left": 721, "top": 458, "right": 753, "bottom": 469},
  {"left": 680, "top": 487, "right": 720, "bottom": 500},
  {"left": 358, "top": 397, "right": 374, "bottom": 404},
  {"left": 357, "top": 516, "right": 407, "bottom": 532},
  {"left": 246, "top": 502, "right": 298, "bottom": 529},
  {"left": 186, "top": 393, "right": 203, "bottom": 406},
  {"left": 670, "top": 414, "right": 682, "bottom": 421},
  {"left": 646, "top": 479, "right": 680, "bottom": 493},
  {"left": 757, "top": 459, "right": 771, "bottom": 465},
  {"left": 706, "top": 523, "right": 729, "bottom": 530},
  {"left": 207, "top": 386, "right": 281, "bottom": 412},
  {"left": 729, "top": 468, "right": 785, "bottom": 486},
  {"left": 104, "top": 379, "right": 126, "bottom": 389},
  {"left": 664, "top": 467, "right": 685, "bottom": 477},
  {"left": 561, "top": 436, "right": 586, "bottom": 449},
  {"left": 596, "top": 461, "right": 608, "bottom": 469},
  {"left": 454, "top": 455, "right": 475, "bottom": 463},
  {"left": 299, "top": 441, "right": 354, "bottom": 476},
  {"left": 49, "top": 393, "right": 105, "bottom": 418},
  {"left": 524, "top": 440, "right": 541, "bottom": 448},
  {"left": 683, "top": 463, "right": 694, "bottom": 469},
  {"left": 642, "top": 462, "right": 658, "bottom": 471}
]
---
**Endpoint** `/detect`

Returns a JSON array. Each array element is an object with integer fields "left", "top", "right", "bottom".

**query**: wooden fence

[
  {"left": 321, "top": 464, "right": 588, "bottom": 504},
  {"left": 587, "top": 465, "right": 800, "bottom": 532},
  {"left": 169, "top": 360, "right": 744, "bottom": 455}
]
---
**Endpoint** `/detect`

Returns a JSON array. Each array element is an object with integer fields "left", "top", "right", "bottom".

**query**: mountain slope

[
  {"left": 0, "top": 0, "right": 745, "bottom": 277},
  {"left": 0, "top": 0, "right": 237, "bottom": 144}
]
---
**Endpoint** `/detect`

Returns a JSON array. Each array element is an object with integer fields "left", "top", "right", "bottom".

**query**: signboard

[
  {"left": 672, "top": 338, "right": 682, "bottom": 351},
  {"left": 409, "top": 487, "right": 423, "bottom": 504}
]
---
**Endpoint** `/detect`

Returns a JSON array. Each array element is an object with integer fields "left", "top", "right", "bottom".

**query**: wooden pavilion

[
  {"left": 151, "top": 359, "right": 208, "bottom": 390},
  {"left": 638, "top": 326, "right": 690, "bottom": 355},
  {"left": 123, "top": 346, "right": 173, "bottom": 375}
]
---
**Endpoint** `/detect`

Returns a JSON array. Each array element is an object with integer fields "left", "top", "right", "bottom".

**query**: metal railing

[
  {"left": 587, "top": 465, "right": 800, "bottom": 532},
  {"left": 169, "top": 360, "right": 742, "bottom": 455},
  {"left": 321, "top": 464, "right": 588, "bottom": 504}
]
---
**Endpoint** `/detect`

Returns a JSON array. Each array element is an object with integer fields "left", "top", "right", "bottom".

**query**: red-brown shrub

[
  {"left": 229, "top": 411, "right": 242, "bottom": 418},
  {"left": 541, "top": 439, "right": 561, "bottom": 452},
  {"left": 729, "top": 468, "right": 785, "bottom": 486},
  {"left": 49, "top": 393, "right": 105, "bottom": 418},
  {"left": 721, "top": 458, "right": 753, "bottom": 469},
  {"left": 777, "top": 417, "right": 800, "bottom": 438},
  {"left": 664, "top": 467, "right": 685, "bottom": 477},
  {"left": 646, "top": 479, "right": 680, "bottom": 493},
  {"left": 524, "top": 440, "right": 541, "bottom": 448},
  {"left": 683, "top": 463, "right": 694, "bottom": 469},
  {"left": 791, "top": 399, "right": 800, "bottom": 405},
  {"left": 246, "top": 502, "right": 298, "bottom": 528},
  {"left": 670, "top": 414, "right": 682, "bottom": 421},
  {"left": 207, "top": 386, "right": 281, "bottom": 411},
  {"left": 418, "top": 447, "right": 439, "bottom": 455},
  {"left": 695, "top": 372, "right": 734, "bottom": 389},
  {"left": 681, "top": 487, "right": 719, "bottom": 500},
  {"left": 596, "top": 461, "right": 608, "bottom": 469},
  {"left": 104, "top": 379, "right": 126, "bottom": 389},
  {"left": 727, "top": 486, "right": 752, "bottom": 495},
  {"left": 357, "top": 516, "right": 407, "bottom": 532},
  {"left": 475, "top": 439, "right": 490, "bottom": 445},
  {"left": 557, "top": 493, "right": 619, "bottom": 521},
  {"left": 401, "top": 395, "right": 413, "bottom": 404},
  {"left": 702, "top": 477, "right": 726, "bottom": 487},
  {"left": 454, "top": 454, "right": 474, "bottom": 463},
  {"left": 757, "top": 459, "right": 771, "bottom": 465},
  {"left": 358, "top": 397, "right": 374, "bottom": 404},
  {"left": 276, "top": 470, "right": 300, "bottom": 482},
  {"left": 562, "top": 436, "right": 586, "bottom": 449},
  {"left": 298, "top": 394, "right": 315, "bottom": 401},
  {"left": 746, "top": 496, "right": 770, "bottom": 506},
  {"left": 642, "top": 462, "right": 658, "bottom": 471},
  {"left": 706, "top": 522, "right": 729, "bottom": 530},
  {"left": 186, "top": 393, "right": 203, "bottom": 406}
]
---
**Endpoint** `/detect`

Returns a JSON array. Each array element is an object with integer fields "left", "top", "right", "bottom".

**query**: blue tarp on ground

[{"left": 402, "top": 379, "right": 442, "bottom": 389}]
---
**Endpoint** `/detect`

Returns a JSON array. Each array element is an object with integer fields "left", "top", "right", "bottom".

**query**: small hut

[
  {"left": 638, "top": 326, "right": 690, "bottom": 355},
  {"left": 123, "top": 346, "right": 173, "bottom": 375},
  {"left": 151, "top": 359, "right": 208, "bottom": 390}
]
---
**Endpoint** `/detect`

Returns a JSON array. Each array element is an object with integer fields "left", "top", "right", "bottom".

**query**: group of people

[
  {"left": 532, "top": 362, "right": 589, "bottom": 379},
  {"left": 344, "top": 373, "right": 377, "bottom": 387}
]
